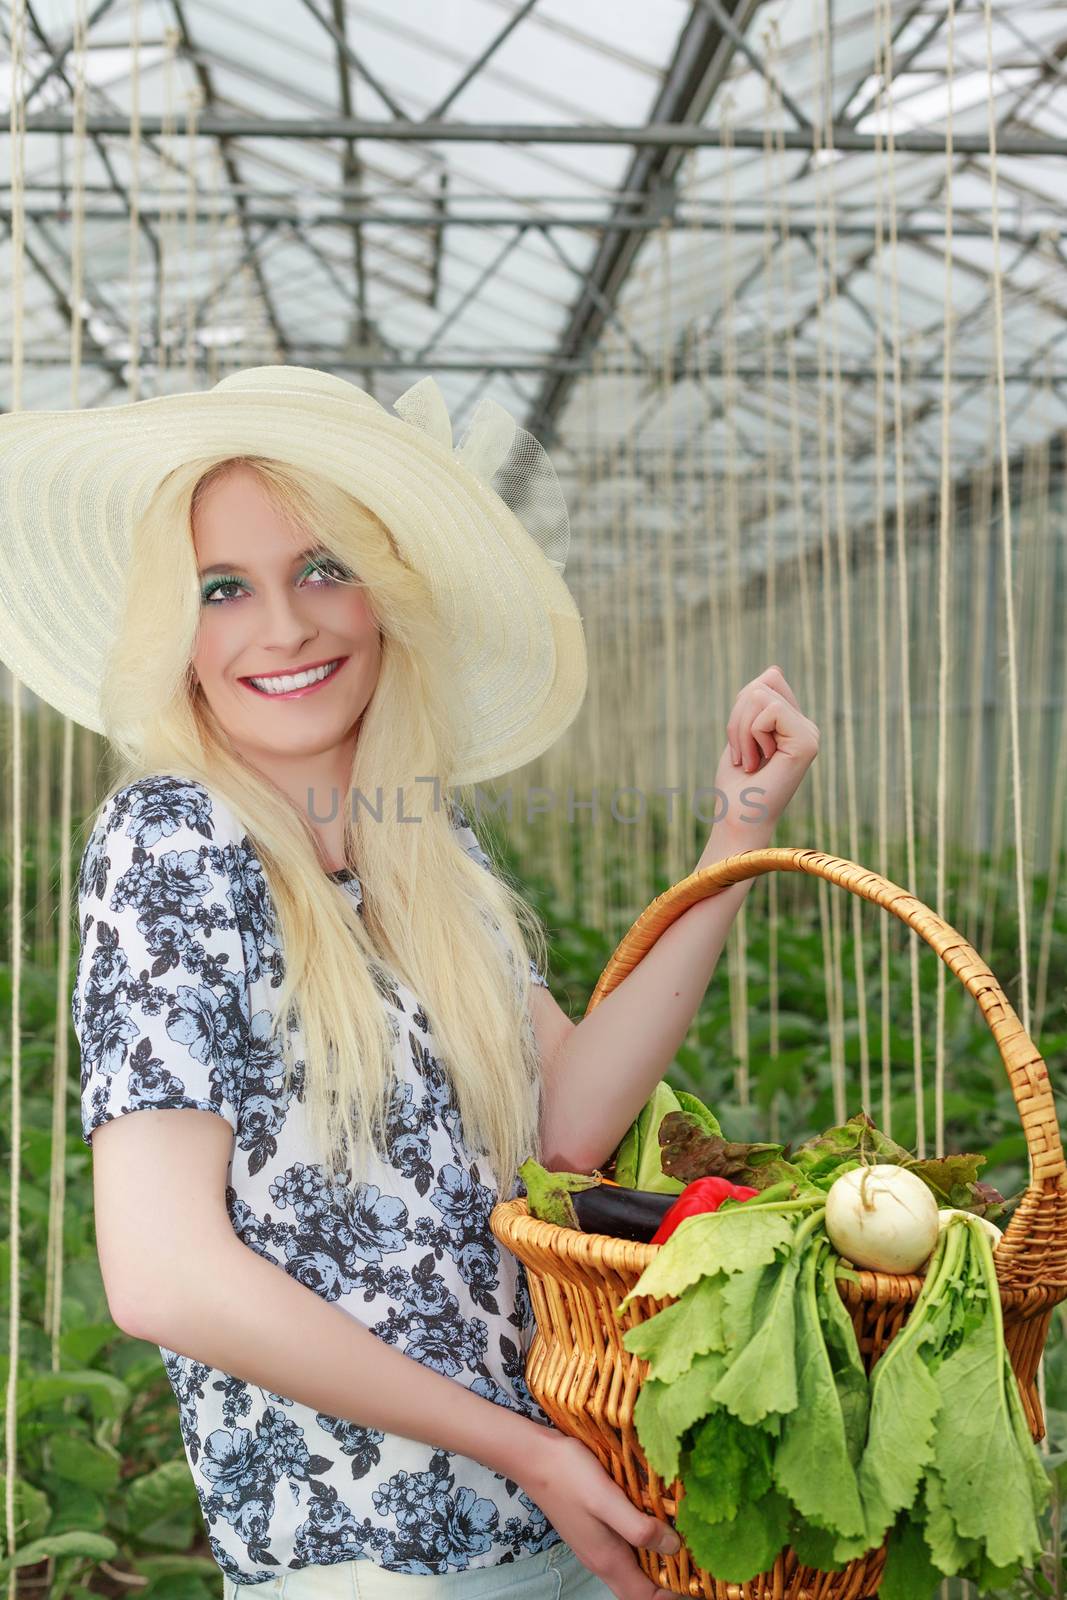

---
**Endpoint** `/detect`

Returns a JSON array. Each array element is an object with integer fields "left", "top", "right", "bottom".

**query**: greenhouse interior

[{"left": 1, "top": 1, "right": 1066, "bottom": 1597}]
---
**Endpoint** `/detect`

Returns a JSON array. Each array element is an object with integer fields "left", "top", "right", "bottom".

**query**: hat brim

[{"left": 0, "top": 385, "right": 587, "bottom": 784}]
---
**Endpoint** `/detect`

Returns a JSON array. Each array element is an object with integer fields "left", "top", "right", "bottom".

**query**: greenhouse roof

[{"left": 2, "top": 0, "right": 1065, "bottom": 548}]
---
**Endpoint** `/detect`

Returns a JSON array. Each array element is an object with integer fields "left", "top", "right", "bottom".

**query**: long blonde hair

[{"left": 81, "top": 453, "right": 550, "bottom": 1198}]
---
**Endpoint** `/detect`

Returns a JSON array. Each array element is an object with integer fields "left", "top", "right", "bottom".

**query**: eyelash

[{"left": 200, "top": 557, "right": 352, "bottom": 606}]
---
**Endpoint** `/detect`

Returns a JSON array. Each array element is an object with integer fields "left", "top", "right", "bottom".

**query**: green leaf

[
  {"left": 853, "top": 1264, "right": 943, "bottom": 1545},
  {"left": 60, "top": 1322, "right": 127, "bottom": 1367},
  {"left": 817, "top": 1246, "right": 870, "bottom": 1470},
  {"left": 0, "top": 1530, "right": 118, "bottom": 1576},
  {"left": 612, "top": 1120, "right": 640, "bottom": 1189},
  {"left": 4, "top": 1477, "right": 50, "bottom": 1546},
  {"left": 617, "top": 1204, "right": 807, "bottom": 1317},
  {"left": 788, "top": 1515, "right": 847, "bottom": 1572},
  {"left": 904, "top": 1152, "right": 988, "bottom": 1208},
  {"left": 517, "top": 1158, "right": 599, "bottom": 1228},
  {"left": 878, "top": 1504, "right": 941, "bottom": 1600},
  {"left": 630, "top": 1349, "right": 728, "bottom": 1485},
  {"left": 621, "top": 1273, "right": 728, "bottom": 1382},
  {"left": 671, "top": 1089, "right": 722, "bottom": 1140},
  {"left": 657, "top": 1115, "right": 787, "bottom": 1188},
  {"left": 677, "top": 1481, "right": 792, "bottom": 1584},
  {"left": 125, "top": 1460, "right": 201, "bottom": 1528},
  {"left": 17, "top": 1368, "right": 129, "bottom": 1424},
  {"left": 929, "top": 1276, "right": 1047, "bottom": 1568},
  {"left": 683, "top": 1406, "right": 773, "bottom": 1524},
  {"left": 772, "top": 1240, "right": 866, "bottom": 1538},
  {"left": 41, "top": 1483, "right": 108, "bottom": 1536},
  {"left": 635, "top": 1083, "right": 688, "bottom": 1193},
  {"left": 709, "top": 1238, "right": 806, "bottom": 1426},
  {"left": 921, "top": 1465, "right": 983, "bottom": 1577},
  {"left": 46, "top": 1434, "right": 121, "bottom": 1492}
]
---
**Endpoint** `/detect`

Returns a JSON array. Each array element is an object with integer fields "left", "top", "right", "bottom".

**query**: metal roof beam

[
  {"left": 168, "top": 0, "right": 289, "bottom": 361},
  {"left": 5, "top": 349, "right": 1061, "bottom": 383},
  {"left": 21, "top": 111, "right": 1067, "bottom": 156},
  {"left": 525, "top": 0, "right": 760, "bottom": 446},
  {"left": 4, "top": 200, "right": 1065, "bottom": 248},
  {"left": 426, "top": 0, "right": 542, "bottom": 122}
]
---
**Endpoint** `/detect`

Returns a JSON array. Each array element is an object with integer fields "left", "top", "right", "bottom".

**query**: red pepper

[{"left": 649, "top": 1176, "right": 760, "bottom": 1246}]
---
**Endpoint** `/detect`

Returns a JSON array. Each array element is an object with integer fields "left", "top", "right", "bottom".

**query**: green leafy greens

[{"left": 614, "top": 1202, "right": 1047, "bottom": 1593}]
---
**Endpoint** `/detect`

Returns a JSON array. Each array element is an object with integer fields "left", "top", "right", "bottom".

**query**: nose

[{"left": 258, "top": 584, "right": 319, "bottom": 656}]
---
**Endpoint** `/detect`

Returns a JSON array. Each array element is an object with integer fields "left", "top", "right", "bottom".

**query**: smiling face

[{"left": 190, "top": 463, "right": 382, "bottom": 804}]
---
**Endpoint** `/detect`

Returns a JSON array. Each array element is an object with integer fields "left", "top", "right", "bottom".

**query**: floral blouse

[{"left": 71, "top": 774, "right": 560, "bottom": 1587}]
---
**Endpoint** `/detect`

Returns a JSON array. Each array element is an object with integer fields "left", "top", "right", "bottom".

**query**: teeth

[{"left": 249, "top": 659, "right": 341, "bottom": 694}]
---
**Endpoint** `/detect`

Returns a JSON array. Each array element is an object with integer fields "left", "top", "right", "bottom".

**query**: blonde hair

[{"left": 82, "top": 453, "right": 550, "bottom": 1198}]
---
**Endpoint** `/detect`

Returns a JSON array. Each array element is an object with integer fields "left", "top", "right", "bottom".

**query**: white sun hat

[{"left": 0, "top": 364, "right": 587, "bottom": 785}]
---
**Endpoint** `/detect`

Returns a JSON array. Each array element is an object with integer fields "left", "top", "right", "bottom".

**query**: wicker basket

[{"left": 489, "top": 846, "right": 1067, "bottom": 1600}]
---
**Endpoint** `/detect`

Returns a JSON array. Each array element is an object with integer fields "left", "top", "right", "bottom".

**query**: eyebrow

[{"left": 198, "top": 545, "right": 327, "bottom": 579}]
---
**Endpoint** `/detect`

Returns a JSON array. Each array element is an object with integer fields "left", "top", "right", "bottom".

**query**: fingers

[
  {"left": 728, "top": 685, "right": 783, "bottom": 771},
  {"left": 596, "top": 1539, "right": 680, "bottom": 1600},
  {"left": 759, "top": 663, "right": 800, "bottom": 710}
]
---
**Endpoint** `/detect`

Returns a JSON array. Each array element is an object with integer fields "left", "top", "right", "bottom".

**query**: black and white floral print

[{"left": 72, "top": 775, "right": 558, "bottom": 1588}]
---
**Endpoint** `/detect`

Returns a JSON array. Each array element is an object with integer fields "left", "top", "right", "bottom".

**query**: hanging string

[
  {"left": 128, "top": 0, "right": 142, "bottom": 399},
  {"left": 718, "top": 91, "right": 751, "bottom": 1109},
  {"left": 871, "top": 0, "right": 894, "bottom": 1138},
  {"left": 877, "top": 0, "right": 925, "bottom": 1158},
  {"left": 982, "top": 0, "right": 1033, "bottom": 1059},
  {"left": 761, "top": 31, "right": 783, "bottom": 1145},
  {"left": 158, "top": 24, "right": 180, "bottom": 383},
  {"left": 3, "top": 2, "right": 27, "bottom": 1586},
  {"left": 934, "top": 0, "right": 956, "bottom": 1163},
  {"left": 770, "top": 21, "right": 834, "bottom": 1138},
  {"left": 816, "top": 0, "right": 872, "bottom": 1122},
  {"left": 809, "top": 6, "right": 848, "bottom": 1125},
  {"left": 185, "top": 85, "right": 203, "bottom": 386},
  {"left": 43, "top": 0, "right": 87, "bottom": 1480}
]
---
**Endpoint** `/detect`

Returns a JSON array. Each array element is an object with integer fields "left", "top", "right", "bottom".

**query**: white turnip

[{"left": 825, "top": 1163, "right": 940, "bottom": 1273}]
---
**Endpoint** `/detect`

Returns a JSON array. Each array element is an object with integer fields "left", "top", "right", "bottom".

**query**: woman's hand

[
  {"left": 519, "top": 1431, "right": 682, "bottom": 1598},
  {"left": 715, "top": 664, "right": 819, "bottom": 834}
]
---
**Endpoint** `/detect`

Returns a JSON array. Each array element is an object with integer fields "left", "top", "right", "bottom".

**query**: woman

[{"left": 0, "top": 365, "right": 818, "bottom": 1600}]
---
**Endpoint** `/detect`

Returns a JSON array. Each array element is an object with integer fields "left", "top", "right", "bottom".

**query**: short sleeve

[
  {"left": 448, "top": 799, "right": 549, "bottom": 989},
  {"left": 71, "top": 776, "right": 252, "bottom": 1148}
]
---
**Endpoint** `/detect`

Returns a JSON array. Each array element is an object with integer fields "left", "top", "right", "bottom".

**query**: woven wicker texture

[{"left": 489, "top": 846, "right": 1067, "bottom": 1598}]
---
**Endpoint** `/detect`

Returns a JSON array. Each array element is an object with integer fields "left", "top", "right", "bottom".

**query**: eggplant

[{"left": 571, "top": 1183, "right": 678, "bottom": 1243}]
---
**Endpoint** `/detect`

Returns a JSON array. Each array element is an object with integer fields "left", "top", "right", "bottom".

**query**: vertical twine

[
  {"left": 679, "top": 152, "right": 703, "bottom": 989},
  {"left": 158, "top": 24, "right": 180, "bottom": 384},
  {"left": 771, "top": 29, "right": 832, "bottom": 1131},
  {"left": 1027, "top": 351, "right": 1057, "bottom": 1032},
  {"left": 809, "top": 11, "right": 847, "bottom": 1126},
  {"left": 761, "top": 37, "right": 783, "bottom": 1144},
  {"left": 3, "top": 5, "right": 26, "bottom": 1585},
  {"left": 584, "top": 340, "right": 605, "bottom": 941},
  {"left": 718, "top": 94, "right": 751, "bottom": 1109},
  {"left": 963, "top": 412, "right": 995, "bottom": 951},
  {"left": 656, "top": 223, "right": 682, "bottom": 894},
  {"left": 871, "top": 3, "right": 894, "bottom": 1137},
  {"left": 45, "top": 0, "right": 88, "bottom": 1385},
  {"left": 128, "top": 0, "right": 142, "bottom": 400},
  {"left": 982, "top": 0, "right": 1032, "bottom": 1063},
  {"left": 185, "top": 86, "right": 203, "bottom": 386},
  {"left": 206, "top": 145, "right": 226, "bottom": 387},
  {"left": 879, "top": 0, "right": 924, "bottom": 1157},
  {"left": 817, "top": 0, "right": 871, "bottom": 1121},
  {"left": 934, "top": 0, "right": 956, "bottom": 1162}
]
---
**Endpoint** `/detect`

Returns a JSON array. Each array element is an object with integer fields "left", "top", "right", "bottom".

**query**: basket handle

[{"left": 584, "top": 844, "right": 1067, "bottom": 1288}]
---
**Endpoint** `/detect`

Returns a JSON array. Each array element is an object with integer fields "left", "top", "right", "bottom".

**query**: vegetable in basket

[
  {"left": 823, "top": 1163, "right": 940, "bottom": 1273},
  {"left": 610, "top": 1081, "right": 724, "bottom": 1193},
  {"left": 611, "top": 1197, "right": 1047, "bottom": 1595},
  {"left": 516, "top": 1157, "right": 678, "bottom": 1242},
  {"left": 652, "top": 1107, "right": 1006, "bottom": 1221},
  {"left": 649, "top": 1176, "right": 760, "bottom": 1247}
]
